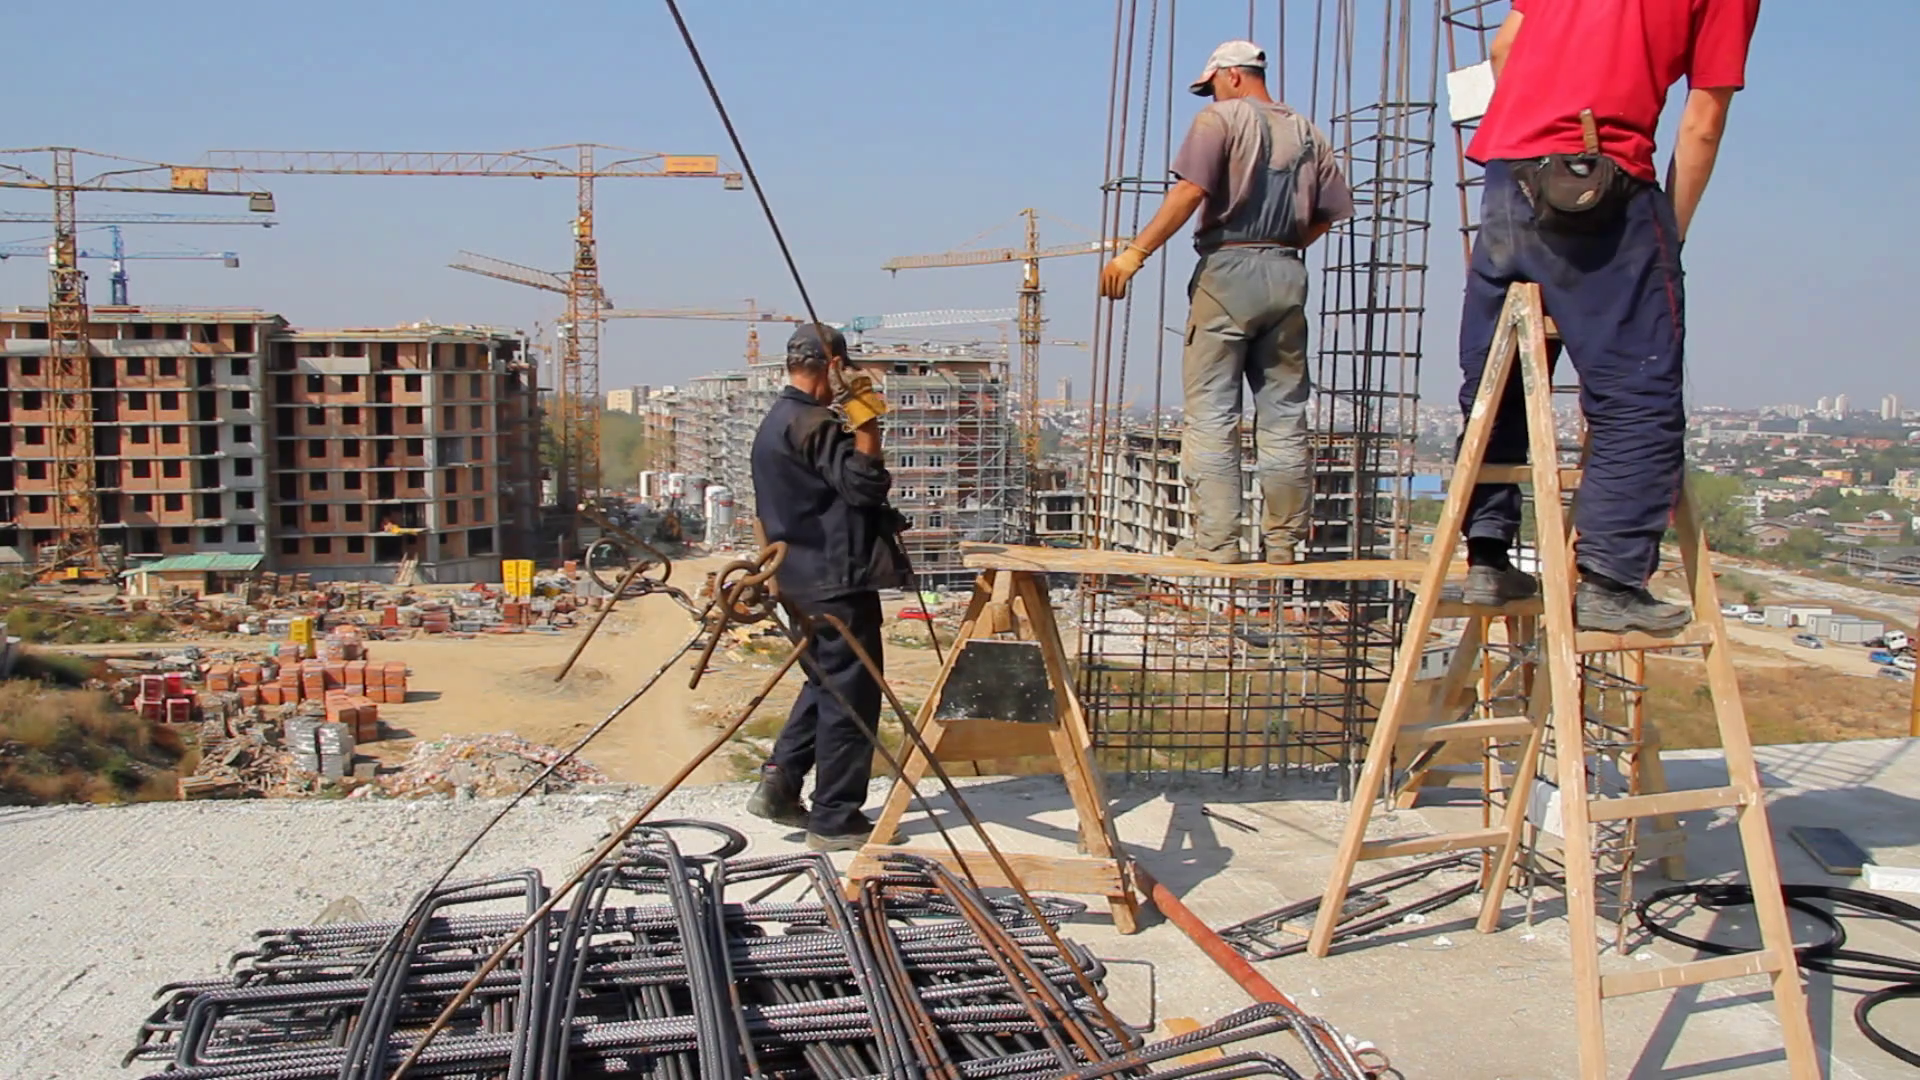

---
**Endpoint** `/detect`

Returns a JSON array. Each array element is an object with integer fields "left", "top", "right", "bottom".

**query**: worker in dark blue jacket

[{"left": 745, "top": 323, "right": 907, "bottom": 851}]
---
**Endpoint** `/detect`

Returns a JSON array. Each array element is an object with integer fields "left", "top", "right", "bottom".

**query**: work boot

[
  {"left": 805, "top": 820, "right": 875, "bottom": 853},
  {"left": 1575, "top": 579, "right": 1691, "bottom": 634},
  {"left": 1263, "top": 539, "right": 1298, "bottom": 565},
  {"left": 745, "top": 765, "right": 808, "bottom": 830},
  {"left": 1173, "top": 540, "right": 1245, "bottom": 565},
  {"left": 1460, "top": 564, "right": 1540, "bottom": 607}
]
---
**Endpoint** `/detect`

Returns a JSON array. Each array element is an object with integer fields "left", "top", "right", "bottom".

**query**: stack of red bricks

[
  {"left": 208, "top": 661, "right": 269, "bottom": 708},
  {"left": 218, "top": 657, "right": 409, "bottom": 709},
  {"left": 324, "top": 692, "right": 381, "bottom": 744}
]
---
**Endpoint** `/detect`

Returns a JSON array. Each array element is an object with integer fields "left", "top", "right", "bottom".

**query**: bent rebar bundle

[{"left": 126, "top": 824, "right": 1351, "bottom": 1080}]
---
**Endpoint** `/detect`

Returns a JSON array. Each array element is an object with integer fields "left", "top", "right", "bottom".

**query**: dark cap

[{"left": 785, "top": 323, "right": 847, "bottom": 364}]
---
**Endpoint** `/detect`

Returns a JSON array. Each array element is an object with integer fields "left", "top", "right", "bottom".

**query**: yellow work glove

[
  {"left": 1098, "top": 245, "right": 1149, "bottom": 300},
  {"left": 832, "top": 370, "right": 888, "bottom": 432}
]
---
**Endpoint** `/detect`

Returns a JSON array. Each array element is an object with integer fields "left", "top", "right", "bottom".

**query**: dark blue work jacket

[{"left": 750, "top": 386, "right": 909, "bottom": 604}]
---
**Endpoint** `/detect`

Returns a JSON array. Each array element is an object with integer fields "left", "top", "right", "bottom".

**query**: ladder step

[
  {"left": 1434, "top": 596, "right": 1546, "bottom": 619},
  {"left": 1589, "top": 785, "right": 1748, "bottom": 823},
  {"left": 1360, "top": 827, "right": 1509, "bottom": 861},
  {"left": 1468, "top": 465, "right": 1583, "bottom": 488},
  {"left": 1404, "top": 716, "right": 1537, "bottom": 745},
  {"left": 1574, "top": 623, "right": 1717, "bottom": 654},
  {"left": 1598, "top": 950, "right": 1784, "bottom": 999}
]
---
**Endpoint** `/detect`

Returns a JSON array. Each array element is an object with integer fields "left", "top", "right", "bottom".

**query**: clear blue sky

[{"left": 2, "top": 1, "right": 1911, "bottom": 410}]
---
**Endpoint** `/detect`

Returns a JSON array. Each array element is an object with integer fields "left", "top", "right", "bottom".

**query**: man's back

[
  {"left": 1470, "top": 0, "right": 1760, "bottom": 181},
  {"left": 750, "top": 386, "right": 899, "bottom": 603}
]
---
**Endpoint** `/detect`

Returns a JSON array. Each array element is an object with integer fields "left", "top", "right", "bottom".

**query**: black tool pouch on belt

[{"left": 1512, "top": 110, "right": 1641, "bottom": 234}]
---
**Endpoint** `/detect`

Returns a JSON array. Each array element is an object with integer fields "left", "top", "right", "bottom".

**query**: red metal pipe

[
  {"left": 1133, "top": 863, "right": 1307, "bottom": 1011},
  {"left": 1133, "top": 864, "right": 1376, "bottom": 1078}
]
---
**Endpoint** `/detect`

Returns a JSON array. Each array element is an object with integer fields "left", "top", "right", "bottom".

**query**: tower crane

[
  {"left": 195, "top": 145, "right": 742, "bottom": 546},
  {"left": 0, "top": 226, "right": 242, "bottom": 304},
  {"left": 0, "top": 147, "right": 277, "bottom": 577},
  {"left": 883, "top": 208, "right": 1118, "bottom": 467}
]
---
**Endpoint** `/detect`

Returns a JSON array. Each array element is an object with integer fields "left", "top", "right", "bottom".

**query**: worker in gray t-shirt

[{"left": 1101, "top": 40, "right": 1352, "bottom": 564}]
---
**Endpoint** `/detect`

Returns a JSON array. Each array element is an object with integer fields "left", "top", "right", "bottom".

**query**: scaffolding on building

[{"left": 666, "top": 340, "right": 1022, "bottom": 577}]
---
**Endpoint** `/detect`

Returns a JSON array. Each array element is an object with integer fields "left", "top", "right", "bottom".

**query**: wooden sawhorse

[{"left": 846, "top": 563, "right": 1142, "bottom": 932}]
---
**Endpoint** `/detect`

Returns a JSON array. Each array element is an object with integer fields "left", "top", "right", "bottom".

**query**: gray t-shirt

[{"left": 1170, "top": 99, "right": 1354, "bottom": 247}]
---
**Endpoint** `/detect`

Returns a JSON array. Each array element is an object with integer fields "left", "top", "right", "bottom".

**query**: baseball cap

[
  {"left": 1189, "top": 40, "right": 1266, "bottom": 96},
  {"left": 785, "top": 322, "right": 847, "bottom": 363}
]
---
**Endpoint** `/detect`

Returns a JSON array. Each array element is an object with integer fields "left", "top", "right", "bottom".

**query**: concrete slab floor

[{"left": 2, "top": 739, "right": 1916, "bottom": 1078}]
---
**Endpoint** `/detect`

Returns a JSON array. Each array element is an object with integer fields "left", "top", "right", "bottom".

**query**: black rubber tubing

[{"left": 1636, "top": 882, "right": 1920, "bottom": 1065}]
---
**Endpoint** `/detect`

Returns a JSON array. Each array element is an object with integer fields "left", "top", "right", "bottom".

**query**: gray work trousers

[{"left": 1180, "top": 248, "right": 1312, "bottom": 556}]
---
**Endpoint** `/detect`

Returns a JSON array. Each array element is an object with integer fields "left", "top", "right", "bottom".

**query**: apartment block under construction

[
  {"left": 265, "top": 325, "right": 540, "bottom": 582},
  {"left": 0, "top": 308, "right": 539, "bottom": 583},
  {"left": 658, "top": 342, "right": 1020, "bottom": 583}
]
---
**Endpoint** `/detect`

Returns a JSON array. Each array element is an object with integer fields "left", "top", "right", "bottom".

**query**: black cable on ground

[
  {"left": 1856, "top": 984, "right": 1920, "bottom": 1067},
  {"left": 1636, "top": 882, "right": 1920, "bottom": 1065}
]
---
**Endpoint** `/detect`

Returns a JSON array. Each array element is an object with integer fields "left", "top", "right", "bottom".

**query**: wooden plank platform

[{"left": 960, "top": 543, "right": 1437, "bottom": 582}]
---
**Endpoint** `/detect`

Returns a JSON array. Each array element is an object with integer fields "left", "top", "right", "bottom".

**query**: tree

[
  {"left": 1775, "top": 528, "right": 1828, "bottom": 567},
  {"left": 1687, "top": 472, "right": 1753, "bottom": 555},
  {"left": 598, "top": 410, "right": 658, "bottom": 492}
]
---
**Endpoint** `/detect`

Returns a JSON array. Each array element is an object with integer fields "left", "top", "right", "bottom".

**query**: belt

[{"left": 1199, "top": 242, "right": 1303, "bottom": 257}]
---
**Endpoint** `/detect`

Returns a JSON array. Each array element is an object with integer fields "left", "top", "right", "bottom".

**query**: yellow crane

[
  {"left": 0, "top": 147, "right": 277, "bottom": 578},
  {"left": 198, "top": 145, "right": 741, "bottom": 545},
  {"left": 883, "top": 209, "right": 1117, "bottom": 465}
]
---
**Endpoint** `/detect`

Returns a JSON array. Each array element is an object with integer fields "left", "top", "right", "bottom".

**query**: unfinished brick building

[
  {"left": 0, "top": 308, "right": 280, "bottom": 565},
  {"left": 0, "top": 309, "right": 540, "bottom": 583},
  {"left": 266, "top": 325, "right": 540, "bottom": 582}
]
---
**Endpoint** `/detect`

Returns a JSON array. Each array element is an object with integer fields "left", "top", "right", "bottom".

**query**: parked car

[
  {"left": 1792, "top": 634, "right": 1823, "bottom": 650},
  {"left": 1878, "top": 667, "right": 1909, "bottom": 681},
  {"left": 1870, "top": 650, "right": 1897, "bottom": 666},
  {"left": 1721, "top": 604, "right": 1750, "bottom": 617},
  {"left": 1896, "top": 654, "right": 1919, "bottom": 672},
  {"left": 1741, "top": 612, "right": 1767, "bottom": 625}
]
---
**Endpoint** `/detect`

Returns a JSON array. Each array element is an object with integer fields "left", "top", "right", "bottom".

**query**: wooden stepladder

[
  {"left": 846, "top": 566, "right": 1142, "bottom": 933},
  {"left": 1309, "top": 284, "right": 1816, "bottom": 1078}
]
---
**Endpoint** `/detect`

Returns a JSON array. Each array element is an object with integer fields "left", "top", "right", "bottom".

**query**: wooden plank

[
  {"left": 1160, "top": 1018, "right": 1227, "bottom": 1063},
  {"left": 1598, "top": 952, "right": 1781, "bottom": 999},
  {"left": 922, "top": 718, "right": 1056, "bottom": 761},
  {"left": 1588, "top": 785, "right": 1746, "bottom": 823},
  {"left": 1473, "top": 465, "right": 1584, "bottom": 488},
  {"left": 1433, "top": 596, "right": 1548, "bottom": 619},
  {"left": 846, "top": 848, "right": 1125, "bottom": 895},
  {"left": 1359, "top": 827, "right": 1509, "bottom": 861},
  {"left": 1402, "top": 716, "right": 1538, "bottom": 745},
  {"left": 1574, "top": 624, "right": 1716, "bottom": 654},
  {"left": 961, "top": 543, "right": 1432, "bottom": 582}
]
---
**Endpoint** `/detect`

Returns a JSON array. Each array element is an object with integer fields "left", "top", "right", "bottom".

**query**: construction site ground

[{"left": 5, "top": 738, "right": 1915, "bottom": 1079}]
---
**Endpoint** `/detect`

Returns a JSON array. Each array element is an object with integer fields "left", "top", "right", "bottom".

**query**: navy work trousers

[
  {"left": 770, "top": 590, "right": 884, "bottom": 834},
  {"left": 1458, "top": 159, "right": 1688, "bottom": 587}
]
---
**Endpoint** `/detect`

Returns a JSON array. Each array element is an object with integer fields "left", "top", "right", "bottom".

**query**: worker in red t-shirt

[{"left": 1454, "top": 0, "right": 1761, "bottom": 634}]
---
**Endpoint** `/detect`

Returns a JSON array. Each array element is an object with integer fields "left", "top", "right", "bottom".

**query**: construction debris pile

[
  {"left": 126, "top": 831, "right": 1355, "bottom": 1080},
  {"left": 368, "top": 733, "right": 609, "bottom": 797}
]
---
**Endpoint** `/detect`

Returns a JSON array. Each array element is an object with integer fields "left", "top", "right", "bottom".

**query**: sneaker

[
  {"left": 805, "top": 823, "right": 875, "bottom": 853},
  {"left": 1575, "top": 581, "right": 1692, "bottom": 634},
  {"left": 1173, "top": 541, "right": 1246, "bottom": 565},
  {"left": 1459, "top": 564, "right": 1540, "bottom": 607},
  {"left": 744, "top": 766, "right": 808, "bottom": 830}
]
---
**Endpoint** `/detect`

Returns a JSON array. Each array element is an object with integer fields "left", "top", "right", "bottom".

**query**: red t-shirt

[{"left": 1469, "top": 0, "right": 1761, "bottom": 181}]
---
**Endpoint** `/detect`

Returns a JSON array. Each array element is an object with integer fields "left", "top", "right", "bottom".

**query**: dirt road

[{"left": 360, "top": 557, "right": 947, "bottom": 785}]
